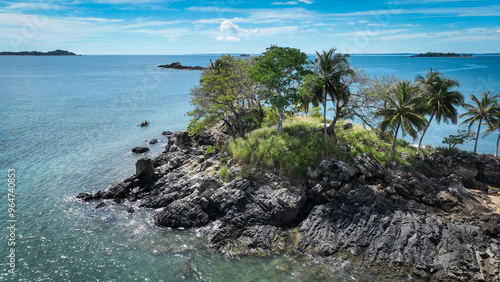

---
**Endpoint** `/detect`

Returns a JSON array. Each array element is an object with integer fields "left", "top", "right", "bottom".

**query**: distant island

[
  {"left": 411, "top": 52, "right": 473, "bottom": 57},
  {"left": 158, "top": 62, "right": 206, "bottom": 70},
  {"left": 0, "top": 49, "right": 77, "bottom": 56}
]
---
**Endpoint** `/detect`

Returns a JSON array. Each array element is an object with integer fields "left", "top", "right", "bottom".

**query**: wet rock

[
  {"left": 206, "top": 223, "right": 287, "bottom": 256},
  {"left": 149, "top": 138, "right": 158, "bottom": 144},
  {"left": 76, "top": 192, "right": 94, "bottom": 201},
  {"left": 154, "top": 199, "right": 209, "bottom": 229},
  {"left": 132, "top": 147, "right": 149, "bottom": 154},
  {"left": 162, "top": 131, "right": 173, "bottom": 136},
  {"left": 95, "top": 202, "right": 107, "bottom": 209}
]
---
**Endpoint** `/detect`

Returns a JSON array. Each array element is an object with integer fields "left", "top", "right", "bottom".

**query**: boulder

[
  {"left": 132, "top": 147, "right": 149, "bottom": 153},
  {"left": 135, "top": 157, "right": 154, "bottom": 180},
  {"left": 154, "top": 199, "right": 209, "bottom": 228},
  {"left": 149, "top": 138, "right": 158, "bottom": 144},
  {"left": 76, "top": 192, "right": 93, "bottom": 201}
]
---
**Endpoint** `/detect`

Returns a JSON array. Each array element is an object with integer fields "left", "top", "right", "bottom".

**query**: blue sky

[{"left": 0, "top": 0, "right": 499, "bottom": 54}]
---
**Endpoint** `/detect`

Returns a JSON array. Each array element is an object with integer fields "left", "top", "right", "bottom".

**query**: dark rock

[
  {"left": 135, "top": 157, "right": 154, "bottom": 180},
  {"left": 132, "top": 147, "right": 149, "bottom": 153},
  {"left": 206, "top": 223, "right": 287, "bottom": 256},
  {"left": 95, "top": 202, "right": 107, "bottom": 209},
  {"left": 193, "top": 128, "right": 228, "bottom": 146},
  {"left": 93, "top": 191, "right": 102, "bottom": 200},
  {"left": 76, "top": 192, "right": 94, "bottom": 201},
  {"left": 154, "top": 199, "right": 209, "bottom": 228},
  {"left": 126, "top": 207, "right": 135, "bottom": 213},
  {"left": 149, "top": 138, "right": 158, "bottom": 144},
  {"left": 294, "top": 183, "right": 499, "bottom": 281},
  {"left": 394, "top": 184, "right": 411, "bottom": 198},
  {"left": 162, "top": 131, "right": 173, "bottom": 136},
  {"left": 158, "top": 62, "right": 206, "bottom": 71}
]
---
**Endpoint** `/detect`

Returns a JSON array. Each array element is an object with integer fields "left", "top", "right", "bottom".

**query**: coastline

[{"left": 79, "top": 125, "right": 500, "bottom": 281}]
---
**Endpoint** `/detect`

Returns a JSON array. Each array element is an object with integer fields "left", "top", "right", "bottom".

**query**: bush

[
  {"left": 309, "top": 107, "right": 322, "bottom": 118},
  {"left": 205, "top": 146, "right": 216, "bottom": 155},
  {"left": 262, "top": 107, "right": 279, "bottom": 128},
  {"left": 218, "top": 166, "right": 231, "bottom": 182}
]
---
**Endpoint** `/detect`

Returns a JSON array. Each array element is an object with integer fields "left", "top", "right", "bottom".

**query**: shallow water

[{"left": 1, "top": 54, "right": 498, "bottom": 280}]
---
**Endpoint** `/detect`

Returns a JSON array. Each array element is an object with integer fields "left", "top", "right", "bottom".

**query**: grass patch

[{"left": 224, "top": 115, "right": 453, "bottom": 178}]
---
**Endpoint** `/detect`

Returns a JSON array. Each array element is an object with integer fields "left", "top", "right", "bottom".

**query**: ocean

[{"left": 0, "top": 54, "right": 499, "bottom": 281}]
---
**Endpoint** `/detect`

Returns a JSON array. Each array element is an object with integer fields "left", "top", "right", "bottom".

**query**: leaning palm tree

[
  {"left": 312, "top": 48, "right": 353, "bottom": 142},
  {"left": 416, "top": 70, "right": 464, "bottom": 150},
  {"left": 459, "top": 91, "right": 500, "bottom": 154},
  {"left": 482, "top": 113, "right": 500, "bottom": 157},
  {"left": 375, "top": 80, "right": 427, "bottom": 161}
]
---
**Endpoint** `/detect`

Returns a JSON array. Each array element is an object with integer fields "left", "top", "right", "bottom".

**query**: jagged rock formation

[{"left": 81, "top": 129, "right": 500, "bottom": 281}]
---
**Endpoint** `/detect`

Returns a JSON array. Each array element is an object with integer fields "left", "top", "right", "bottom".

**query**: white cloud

[
  {"left": 334, "top": 28, "right": 408, "bottom": 37},
  {"left": 127, "top": 28, "right": 189, "bottom": 40},
  {"left": 216, "top": 36, "right": 240, "bottom": 41},
  {"left": 217, "top": 19, "right": 258, "bottom": 41},
  {"left": 4, "top": 2, "right": 67, "bottom": 10},
  {"left": 298, "top": 0, "right": 314, "bottom": 4},
  {"left": 271, "top": 1, "right": 299, "bottom": 5}
]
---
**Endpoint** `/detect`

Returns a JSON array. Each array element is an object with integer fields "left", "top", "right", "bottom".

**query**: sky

[{"left": 0, "top": 0, "right": 499, "bottom": 55}]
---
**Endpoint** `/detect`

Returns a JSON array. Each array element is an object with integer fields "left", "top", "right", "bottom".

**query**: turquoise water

[{"left": 0, "top": 54, "right": 499, "bottom": 281}]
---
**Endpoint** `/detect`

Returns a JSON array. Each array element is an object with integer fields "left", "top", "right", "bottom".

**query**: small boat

[{"left": 139, "top": 121, "right": 149, "bottom": 127}]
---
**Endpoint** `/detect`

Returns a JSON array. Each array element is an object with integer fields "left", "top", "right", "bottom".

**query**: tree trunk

[
  {"left": 474, "top": 118, "right": 482, "bottom": 154},
  {"left": 278, "top": 108, "right": 283, "bottom": 134},
  {"left": 418, "top": 111, "right": 435, "bottom": 151},
  {"left": 237, "top": 118, "right": 245, "bottom": 138},
  {"left": 390, "top": 123, "right": 401, "bottom": 161},
  {"left": 323, "top": 92, "right": 327, "bottom": 143},
  {"left": 495, "top": 131, "right": 499, "bottom": 158}
]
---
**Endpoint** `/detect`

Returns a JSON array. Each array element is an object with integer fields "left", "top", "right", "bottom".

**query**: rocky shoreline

[{"left": 78, "top": 129, "right": 500, "bottom": 281}]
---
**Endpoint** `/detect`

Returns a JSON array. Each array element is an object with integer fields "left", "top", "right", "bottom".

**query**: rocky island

[
  {"left": 411, "top": 52, "right": 473, "bottom": 57},
  {"left": 79, "top": 125, "right": 500, "bottom": 281},
  {"left": 158, "top": 62, "right": 206, "bottom": 70},
  {"left": 0, "top": 49, "right": 77, "bottom": 56}
]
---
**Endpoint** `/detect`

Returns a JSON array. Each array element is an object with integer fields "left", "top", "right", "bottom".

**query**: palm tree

[
  {"left": 312, "top": 48, "right": 353, "bottom": 142},
  {"left": 375, "top": 80, "right": 427, "bottom": 160},
  {"left": 481, "top": 102, "right": 500, "bottom": 157},
  {"left": 459, "top": 91, "right": 500, "bottom": 153},
  {"left": 416, "top": 69, "right": 464, "bottom": 150}
]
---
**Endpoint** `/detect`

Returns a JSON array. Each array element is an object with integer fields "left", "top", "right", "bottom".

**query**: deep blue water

[{"left": 0, "top": 54, "right": 499, "bottom": 281}]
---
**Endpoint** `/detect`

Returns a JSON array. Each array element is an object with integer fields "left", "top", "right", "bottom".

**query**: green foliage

[
  {"left": 311, "top": 48, "right": 355, "bottom": 142},
  {"left": 251, "top": 45, "right": 308, "bottom": 133},
  {"left": 227, "top": 116, "right": 336, "bottom": 178},
  {"left": 436, "top": 146, "right": 460, "bottom": 157},
  {"left": 416, "top": 68, "right": 464, "bottom": 150},
  {"left": 460, "top": 91, "right": 500, "bottom": 153},
  {"left": 309, "top": 107, "right": 322, "bottom": 118},
  {"left": 187, "top": 55, "right": 261, "bottom": 138},
  {"left": 375, "top": 80, "right": 427, "bottom": 160},
  {"left": 218, "top": 166, "right": 231, "bottom": 182},
  {"left": 262, "top": 107, "right": 280, "bottom": 128},
  {"left": 295, "top": 74, "right": 323, "bottom": 114},
  {"left": 442, "top": 130, "right": 475, "bottom": 149},
  {"left": 205, "top": 146, "right": 216, "bottom": 155}
]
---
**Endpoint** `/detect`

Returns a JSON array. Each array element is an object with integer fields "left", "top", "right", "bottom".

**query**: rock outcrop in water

[
  {"left": 158, "top": 62, "right": 206, "bottom": 70},
  {"left": 82, "top": 129, "right": 500, "bottom": 281}
]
